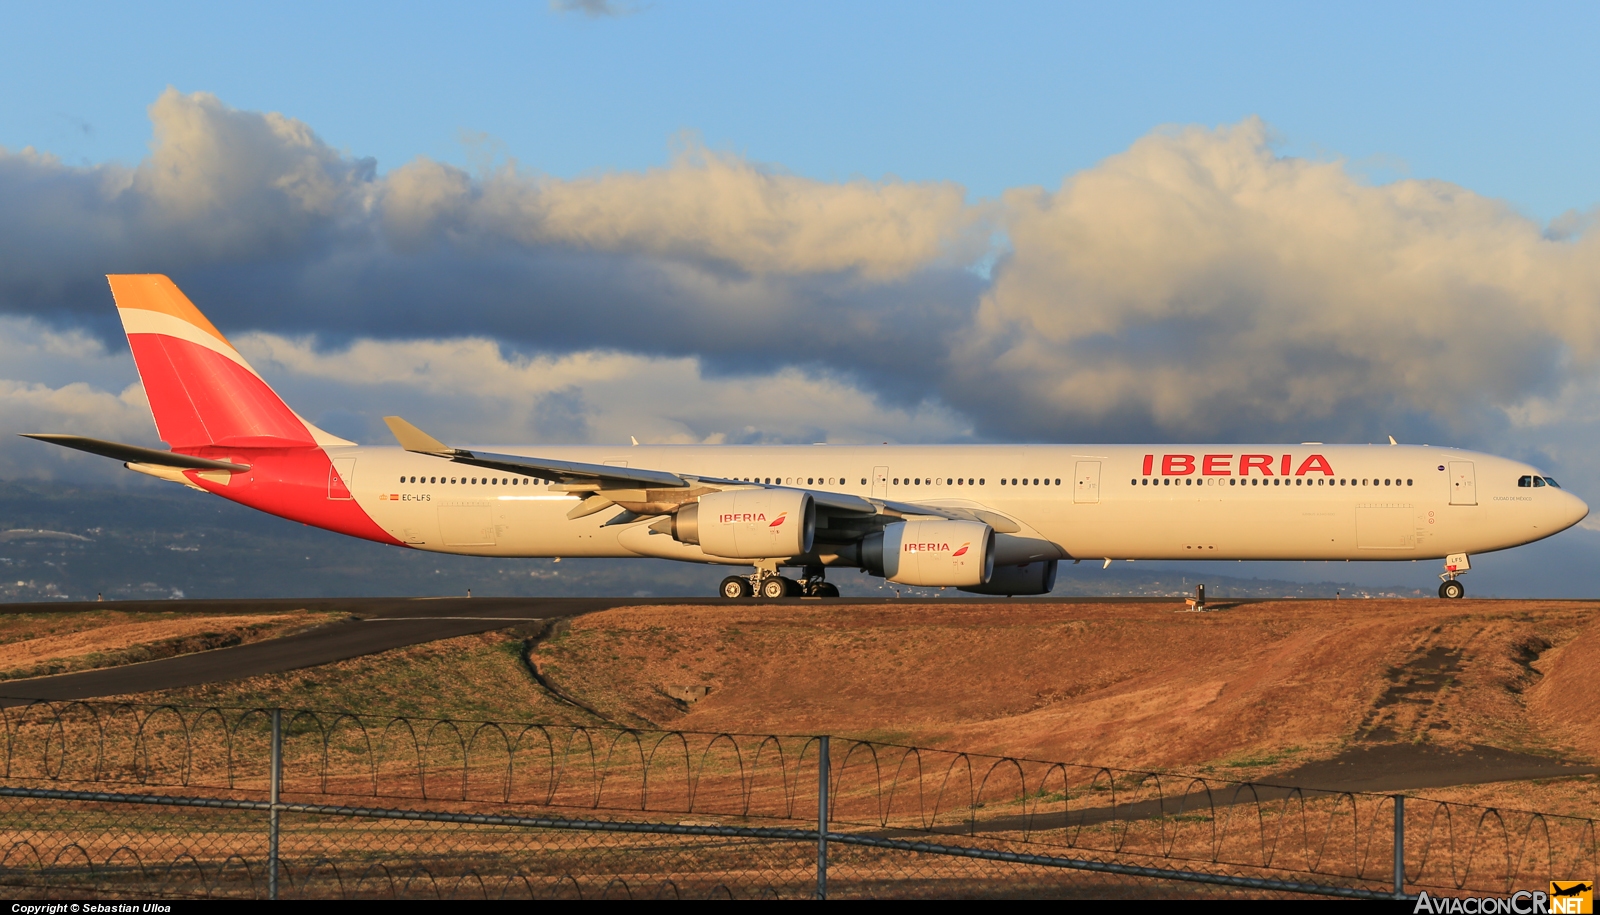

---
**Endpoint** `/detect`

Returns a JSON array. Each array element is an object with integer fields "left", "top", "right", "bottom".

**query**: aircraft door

[
  {"left": 872, "top": 466, "right": 889, "bottom": 499},
  {"left": 1448, "top": 461, "right": 1477, "bottom": 505},
  {"left": 328, "top": 458, "right": 355, "bottom": 500},
  {"left": 1074, "top": 461, "right": 1101, "bottom": 504}
]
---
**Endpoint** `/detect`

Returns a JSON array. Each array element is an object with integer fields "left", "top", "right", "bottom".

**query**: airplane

[{"left": 20, "top": 275, "right": 1590, "bottom": 600}]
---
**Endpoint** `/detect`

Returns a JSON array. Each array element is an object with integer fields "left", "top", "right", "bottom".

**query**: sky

[{"left": 2, "top": 0, "right": 1600, "bottom": 595}]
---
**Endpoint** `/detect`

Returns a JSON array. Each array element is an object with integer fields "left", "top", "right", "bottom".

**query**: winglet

[{"left": 383, "top": 416, "right": 458, "bottom": 456}]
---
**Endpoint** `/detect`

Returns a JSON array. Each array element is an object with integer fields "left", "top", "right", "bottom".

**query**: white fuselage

[{"left": 337, "top": 443, "right": 1588, "bottom": 564}]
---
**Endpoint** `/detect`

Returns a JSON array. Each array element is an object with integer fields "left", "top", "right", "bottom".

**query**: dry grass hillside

[
  {"left": 530, "top": 599, "right": 1600, "bottom": 774},
  {"left": 107, "top": 597, "right": 1600, "bottom": 816}
]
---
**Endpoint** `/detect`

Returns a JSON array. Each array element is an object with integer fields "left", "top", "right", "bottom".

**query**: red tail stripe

[{"left": 128, "top": 335, "right": 312, "bottom": 449}]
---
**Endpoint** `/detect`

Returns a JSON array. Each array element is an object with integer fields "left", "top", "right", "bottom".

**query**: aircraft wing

[
  {"left": 383, "top": 417, "right": 686, "bottom": 488},
  {"left": 383, "top": 416, "right": 966, "bottom": 521}
]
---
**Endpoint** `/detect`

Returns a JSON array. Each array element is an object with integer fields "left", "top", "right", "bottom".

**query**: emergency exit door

[
  {"left": 1074, "top": 461, "right": 1101, "bottom": 504},
  {"left": 872, "top": 466, "right": 889, "bottom": 499},
  {"left": 1449, "top": 461, "right": 1477, "bottom": 505}
]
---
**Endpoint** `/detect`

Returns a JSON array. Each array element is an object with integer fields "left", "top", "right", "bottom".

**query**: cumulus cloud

[
  {"left": 0, "top": 317, "right": 968, "bottom": 482},
  {"left": 953, "top": 119, "right": 1600, "bottom": 444},
  {"left": 2, "top": 91, "right": 1600, "bottom": 492},
  {"left": 0, "top": 317, "right": 158, "bottom": 480},
  {"left": 234, "top": 331, "right": 969, "bottom": 448},
  {"left": 550, "top": 0, "right": 638, "bottom": 18},
  {"left": 0, "top": 90, "right": 985, "bottom": 410}
]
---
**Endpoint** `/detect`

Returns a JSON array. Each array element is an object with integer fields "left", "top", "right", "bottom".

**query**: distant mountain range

[{"left": 0, "top": 480, "right": 1421, "bottom": 603}]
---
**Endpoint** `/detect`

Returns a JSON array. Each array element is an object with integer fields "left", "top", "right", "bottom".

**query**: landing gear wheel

[
  {"left": 720, "top": 576, "right": 752, "bottom": 599},
  {"left": 813, "top": 582, "right": 840, "bottom": 598},
  {"left": 759, "top": 577, "right": 791, "bottom": 599},
  {"left": 1439, "top": 580, "right": 1465, "bottom": 599}
]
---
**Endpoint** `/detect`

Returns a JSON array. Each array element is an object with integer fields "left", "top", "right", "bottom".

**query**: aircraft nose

[{"left": 1560, "top": 490, "right": 1589, "bottom": 531}]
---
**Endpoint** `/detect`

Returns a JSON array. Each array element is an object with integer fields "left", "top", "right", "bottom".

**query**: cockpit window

[
  {"left": 1544, "top": 477, "right": 1561, "bottom": 488},
  {"left": 1533, "top": 476, "right": 1546, "bottom": 487},
  {"left": 1517, "top": 475, "right": 1534, "bottom": 487}
]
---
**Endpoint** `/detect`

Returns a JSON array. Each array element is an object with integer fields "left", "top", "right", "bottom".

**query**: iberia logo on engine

[
  {"left": 716, "top": 511, "right": 788, "bottom": 526},
  {"left": 904, "top": 542, "right": 952, "bottom": 552}
]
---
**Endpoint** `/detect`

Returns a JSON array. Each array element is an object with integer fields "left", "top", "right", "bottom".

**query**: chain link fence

[{"left": 0, "top": 700, "right": 1590, "bottom": 899}]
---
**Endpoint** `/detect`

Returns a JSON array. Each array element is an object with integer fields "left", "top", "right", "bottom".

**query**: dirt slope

[{"left": 534, "top": 598, "right": 1600, "bottom": 774}]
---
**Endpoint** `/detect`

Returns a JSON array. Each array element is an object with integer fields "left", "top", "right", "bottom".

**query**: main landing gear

[
  {"left": 719, "top": 564, "right": 839, "bottom": 599},
  {"left": 1438, "top": 552, "right": 1470, "bottom": 599}
]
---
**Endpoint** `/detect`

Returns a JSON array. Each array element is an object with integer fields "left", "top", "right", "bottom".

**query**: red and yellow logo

[
  {"left": 952, "top": 542, "right": 970, "bottom": 557},
  {"left": 769, "top": 512, "right": 787, "bottom": 528}
]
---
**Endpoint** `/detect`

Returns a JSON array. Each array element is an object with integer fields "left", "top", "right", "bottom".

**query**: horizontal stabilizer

[{"left": 19, "top": 434, "right": 250, "bottom": 472}]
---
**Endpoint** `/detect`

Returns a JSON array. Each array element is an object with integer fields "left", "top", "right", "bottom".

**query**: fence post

[
  {"left": 269, "top": 707, "right": 282, "bottom": 901},
  {"left": 1392, "top": 793, "right": 1405, "bottom": 899},
  {"left": 816, "top": 734, "right": 829, "bottom": 900}
]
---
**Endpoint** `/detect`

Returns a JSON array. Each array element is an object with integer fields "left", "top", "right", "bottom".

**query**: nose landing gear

[{"left": 1438, "top": 552, "right": 1470, "bottom": 599}]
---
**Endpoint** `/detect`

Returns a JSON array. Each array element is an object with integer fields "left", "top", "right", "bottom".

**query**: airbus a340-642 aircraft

[{"left": 23, "top": 276, "right": 1590, "bottom": 600}]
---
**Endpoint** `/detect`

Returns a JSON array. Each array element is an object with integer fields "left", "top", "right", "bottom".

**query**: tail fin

[{"left": 108, "top": 275, "right": 350, "bottom": 450}]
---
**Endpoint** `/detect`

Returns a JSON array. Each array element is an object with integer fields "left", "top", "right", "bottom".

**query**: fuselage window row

[{"left": 398, "top": 476, "right": 535, "bottom": 486}]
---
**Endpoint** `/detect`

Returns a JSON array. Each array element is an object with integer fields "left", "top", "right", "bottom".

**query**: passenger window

[
  {"left": 1407, "top": 479, "right": 1413, "bottom": 486},
  {"left": 979, "top": 478, "right": 985, "bottom": 485}
]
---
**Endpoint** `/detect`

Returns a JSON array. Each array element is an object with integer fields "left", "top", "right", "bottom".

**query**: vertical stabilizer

[{"left": 108, "top": 275, "right": 350, "bottom": 450}]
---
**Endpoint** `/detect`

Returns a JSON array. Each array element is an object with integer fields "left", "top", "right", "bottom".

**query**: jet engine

[
  {"left": 959, "top": 560, "right": 1058, "bottom": 596},
  {"left": 673, "top": 490, "right": 815, "bottom": 559},
  {"left": 863, "top": 519, "right": 994, "bottom": 587}
]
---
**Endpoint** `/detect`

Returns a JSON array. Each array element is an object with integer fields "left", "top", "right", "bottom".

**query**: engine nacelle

[
  {"left": 673, "top": 490, "right": 815, "bottom": 559},
  {"left": 959, "top": 560, "right": 1058, "bottom": 596},
  {"left": 865, "top": 520, "right": 994, "bottom": 587}
]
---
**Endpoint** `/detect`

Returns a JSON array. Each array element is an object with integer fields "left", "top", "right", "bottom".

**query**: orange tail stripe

[{"left": 107, "top": 275, "right": 232, "bottom": 347}]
